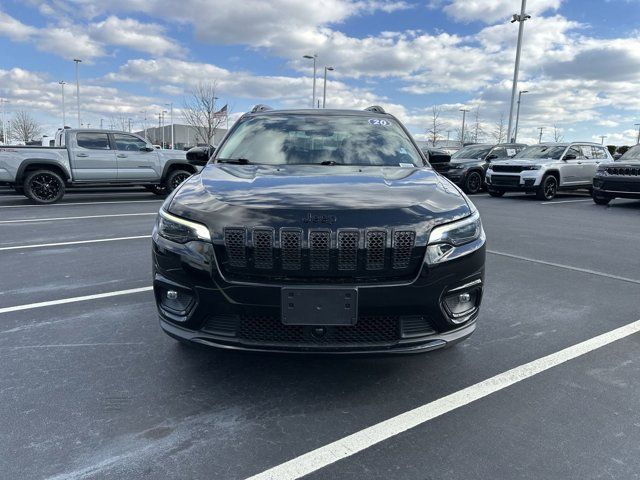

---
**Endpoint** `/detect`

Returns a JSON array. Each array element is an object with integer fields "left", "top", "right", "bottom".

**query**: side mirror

[
  {"left": 486, "top": 154, "right": 498, "bottom": 161},
  {"left": 563, "top": 153, "right": 577, "bottom": 160},
  {"left": 186, "top": 146, "right": 212, "bottom": 166},
  {"left": 141, "top": 146, "right": 155, "bottom": 152}
]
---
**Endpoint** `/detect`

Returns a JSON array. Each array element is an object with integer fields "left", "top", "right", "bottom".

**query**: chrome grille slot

[
  {"left": 365, "top": 230, "right": 386, "bottom": 270},
  {"left": 309, "top": 230, "right": 331, "bottom": 270},
  {"left": 337, "top": 230, "right": 359, "bottom": 271},
  {"left": 281, "top": 229, "right": 302, "bottom": 270},
  {"left": 392, "top": 231, "right": 415, "bottom": 269},
  {"left": 224, "top": 228, "right": 247, "bottom": 267},
  {"left": 253, "top": 228, "right": 274, "bottom": 269}
]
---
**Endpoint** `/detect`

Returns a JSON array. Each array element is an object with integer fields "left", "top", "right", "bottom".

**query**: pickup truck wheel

[
  {"left": 24, "top": 170, "right": 65, "bottom": 204},
  {"left": 463, "top": 171, "right": 483, "bottom": 194},
  {"left": 536, "top": 175, "right": 558, "bottom": 200},
  {"left": 488, "top": 188, "right": 505, "bottom": 197},
  {"left": 166, "top": 169, "right": 192, "bottom": 192}
]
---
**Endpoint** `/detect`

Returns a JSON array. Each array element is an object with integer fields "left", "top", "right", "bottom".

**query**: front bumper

[
  {"left": 152, "top": 232, "right": 485, "bottom": 354},
  {"left": 593, "top": 175, "right": 640, "bottom": 199},
  {"left": 485, "top": 172, "right": 540, "bottom": 191}
]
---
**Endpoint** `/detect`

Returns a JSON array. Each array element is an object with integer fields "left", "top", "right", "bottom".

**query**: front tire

[
  {"left": 463, "top": 171, "right": 483, "bottom": 194},
  {"left": 165, "top": 169, "right": 192, "bottom": 193},
  {"left": 488, "top": 188, "right": 505, "bottom": 197},
  {"left": 536, "top": 175, "right": 558, "bottom": 200},
  {"left": 592, "top": 191, "right": 612, "bottom": 205},
  {"left": 23, "top": 170, "right": 65, "bottom": 204}
]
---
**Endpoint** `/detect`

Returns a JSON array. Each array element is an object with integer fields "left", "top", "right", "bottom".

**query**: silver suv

[{"left": 485, "top": 142, "right": 613, "bottom": 200}]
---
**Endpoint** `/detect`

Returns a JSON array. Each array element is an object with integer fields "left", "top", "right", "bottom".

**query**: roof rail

[
  {"left": 364, "top": 105, "right": 386, "bottom": 114},
  {"left": 250, "top": 104, "right": 273, "bottom": 113}
]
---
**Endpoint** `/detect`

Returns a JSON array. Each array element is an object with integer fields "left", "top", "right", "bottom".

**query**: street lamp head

[
  {"left": 326, "top": 66, "right": 334, "bottom": 71},
  {"left": 59, "top": 80, "right": 66, "bottom": 85},
  {"left": 520, "top": 90, "right": 529, "bottom": 94},
  {"left": 73, "top": 58, "right": 82, "bottom": 63}
]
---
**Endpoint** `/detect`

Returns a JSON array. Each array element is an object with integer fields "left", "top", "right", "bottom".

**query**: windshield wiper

[{"left": 217, "top": 158, "right": 252, "bottom": 164}]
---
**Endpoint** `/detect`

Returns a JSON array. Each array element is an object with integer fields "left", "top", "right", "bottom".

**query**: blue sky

[{"left": 1, "top": 0, "right": 639, "bottom": 145}]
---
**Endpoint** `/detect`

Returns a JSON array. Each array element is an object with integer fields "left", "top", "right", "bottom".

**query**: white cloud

[
  {"left": 0, "top": 10, "right": 37, "bottom": 41},
  {"left": 89, "top": 16, "right": 183, "bottom": 56},
  {"left": 437, "top": 0, "right": 563, "bottom": 24}
]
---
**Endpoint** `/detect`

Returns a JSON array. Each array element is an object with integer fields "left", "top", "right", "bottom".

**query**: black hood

[{"left": 168, "top": 164, "right": 471, "bottom": 243}]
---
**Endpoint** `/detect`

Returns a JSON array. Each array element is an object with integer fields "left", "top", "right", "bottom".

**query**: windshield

[
  {"left": 451, "top": 145, "right": 492, "bottom": 160},
  {"left": 619, "top": 145, "right": 640, "bottom": 161},
  {"left": 514, "top": 145, "right": 566, "bottom": 160},
  {"left": 215, "top": 114, "right": 423, "bottom": 167}
]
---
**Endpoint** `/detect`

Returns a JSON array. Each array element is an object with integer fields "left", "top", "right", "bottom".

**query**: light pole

[
  {"left": 600, "top": 135, "right": 606, "bottom": 145},
  {"left": 303, "top": 54, "right": 318, "bottom": 108},
  {"left": 538, "top": 127, "right": 544, "bottom": 143},
  {"left": 459, "top": 108, "right": 469, "bottom": 147},
  {"left": 322, "top": 66, "right": 334, "bottom": 108},
  {"left": 635, "top": 123, "right": 640, "bottom": 144},
  {"left": 128, "top": 118, "right": 132, "bottom": 133},
  {"left": 141, "top": 110, "right": 148, "bottom": 140},
  {"left": 73, "top": 59, "right": 82, "bottom": 128},
  {"left": 513, "top": 89, "right": 528, "bottom": 142},
  {"left": 506, "top": 0, "right": 531, "bottom": 144},
  {"left": 161, "top": 110, "right": 167, "bottom": 148},
  {"left": 0, "top": 98, "right": 8, "bottom": 144},
  {"left": 165, "top": 103, "right": 174, "bottom": 148},
  {"left": 58, "top": 81, "right": 67, "bottom": 127}
]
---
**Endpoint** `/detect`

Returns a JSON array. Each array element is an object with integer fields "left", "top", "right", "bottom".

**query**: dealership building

[{"left": 134, "top": 124, "right": 228, "bottom": 150}]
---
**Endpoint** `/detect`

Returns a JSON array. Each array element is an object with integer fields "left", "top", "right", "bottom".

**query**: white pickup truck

[{"left": 0, "top": 128, "right": 198, "bottom": 203}]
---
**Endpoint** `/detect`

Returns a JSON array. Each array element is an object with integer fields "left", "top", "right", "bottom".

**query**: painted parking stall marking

[
  {"left": 0, "top": 235, "right": 151, "bottom": 252},
  {"left": 246, "top": 318, "right": 640, "bottom": 480}
]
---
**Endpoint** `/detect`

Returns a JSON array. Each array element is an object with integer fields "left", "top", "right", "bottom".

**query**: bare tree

[
  {"left": 552, "top": 124, "right": 564, "bottom": 142},
  {"left": 426, "top": 106, "right": 444, "bottom": 147},
  {"left": 182, "top": 82, "right": 226, "bottom": 145},
  {"left": 10, "top": 110, "right": 42, "bottom": 143},
  {"left": 455, "top": 127, "right": 472, "bottom": 145},
  {"left": 492, "top": 112, "right": 506, "bottom": 144},
  {"left": 471, "top": 107, "right": 485, "bottom": 143}
]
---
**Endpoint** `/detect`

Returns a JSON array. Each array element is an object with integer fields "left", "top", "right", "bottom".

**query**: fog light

[
  {"left": 160, "top": 287, "right": 194, "bottom": 315},
  {"left": 443, "top": 289, "right": 479, "bottom": 324}
]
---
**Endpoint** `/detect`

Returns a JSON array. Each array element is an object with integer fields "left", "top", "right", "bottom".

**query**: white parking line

[
  {"left": 0, "top": 286, "right": 153, "bottom": 315},
  {"left": 0, "top": 212, "right": 157, "bottom": 224},
  {"left": 246, "top": 318, "right": 640, "bottom": 480},
  {"left": 0, "top": 235, "right": 151, "bottom": 252},
  {"left": 488, "top": 250, "right": 640, "bottom": 285},
  {"left": 541, "top": 199, "right": 593, "bottom": 205},
  {"left": 0, "top": 342, "right": 144, "bottom": 350},
  {"left": 0, "top": 199, "right": 164, "bottom": 209}
]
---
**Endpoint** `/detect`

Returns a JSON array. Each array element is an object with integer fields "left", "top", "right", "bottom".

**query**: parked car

[
  {"left": 485, "top": 142, "right": 613, "bottom": 200},
  {"left": 432, "top": 143, "right": 526, "bottom": 194},
  {"left": 592, "top": 144, "right": 640, "bottom": 205},
  {"left": 153, "top": 105, "right": 486, "bottom": 354},
  {"left": 0, "top": 129, "right": 198, "bottom": 204}
]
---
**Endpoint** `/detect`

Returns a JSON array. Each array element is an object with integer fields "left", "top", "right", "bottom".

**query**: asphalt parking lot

[{"left": 1, "top": 187, "right": 639, "bottom": 480}]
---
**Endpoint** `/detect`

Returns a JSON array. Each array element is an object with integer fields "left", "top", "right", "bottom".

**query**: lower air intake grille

[{"left": 238, "top": 315, "right": 400, "bottom": 345}]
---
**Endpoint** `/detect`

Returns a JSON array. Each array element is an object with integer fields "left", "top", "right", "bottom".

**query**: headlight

[
  {"left": 426, "top": 211, "right": 483, "bottom": 264},
  {"left": 157, "top": 209, "right": 211, "bottom": 243},
  {"left": 523, "top": 165, "right": 542, "bottom": 170}
]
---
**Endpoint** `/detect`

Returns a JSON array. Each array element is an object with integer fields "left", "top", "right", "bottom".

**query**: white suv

[{"left": 485, "top": 142, "right": 613, "bottom": 200}]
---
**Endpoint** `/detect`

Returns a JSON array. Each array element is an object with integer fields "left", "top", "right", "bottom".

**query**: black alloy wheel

[
  {"left": 24, "top": 170, "right": 65, "bottom": 204},
  {"left": 166, "top": 170, "right": 192, "bottom": 192},
  {"left": 536, "top": 175, "right": 558, "bottom": 201},
  {"left": 464, "top": 171, "right": 483, "bottom": 194}
]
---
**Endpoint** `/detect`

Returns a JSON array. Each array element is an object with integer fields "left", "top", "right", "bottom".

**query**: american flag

[{"left": 214, "top": 104, "right": 228, "bottom": 118}]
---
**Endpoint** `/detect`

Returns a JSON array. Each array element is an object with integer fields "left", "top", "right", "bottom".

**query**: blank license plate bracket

[{"left": 281, "top": 287, "right": 358, "bottom": 326}]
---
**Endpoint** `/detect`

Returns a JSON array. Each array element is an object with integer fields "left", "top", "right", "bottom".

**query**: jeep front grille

[
  {"left": 491, "top": 165, "right": 526, "bottom": 173},
  {"left": 217, "top": 227, "right": 421, "bottom": 283},
  {"left": 606, "top": 166, "right": 640, "bottom": 176}
]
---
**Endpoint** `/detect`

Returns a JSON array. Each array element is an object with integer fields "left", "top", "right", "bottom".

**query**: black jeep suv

[
  {"left": 152, "top": 106, "right": 486, "bottom": 354},
  {"left": 592, "top": 144, "right": 640, "bottom": 205}
]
